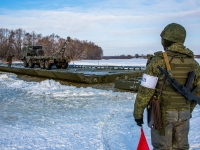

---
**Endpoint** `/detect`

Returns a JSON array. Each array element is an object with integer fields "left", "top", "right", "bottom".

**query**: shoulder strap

[
  {"left": 163, "top": 52, "right": 172, "bottom": 75},
  {"left": 158, "top": 52, "right": 174, "bottom": 96}
]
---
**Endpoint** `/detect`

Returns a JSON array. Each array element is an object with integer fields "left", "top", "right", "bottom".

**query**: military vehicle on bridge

[{"left": 21, "top": 37, "right": 72, "bottom": 70}]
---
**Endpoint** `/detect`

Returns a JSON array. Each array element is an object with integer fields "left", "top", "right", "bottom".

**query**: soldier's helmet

[{"left": 160, "top": 23, "right": 186, "bottom": 43}]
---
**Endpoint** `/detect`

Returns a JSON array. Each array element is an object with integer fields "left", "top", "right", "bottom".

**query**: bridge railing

[{"left": 68, "top": 65, "right": 146, "bottom": 70}]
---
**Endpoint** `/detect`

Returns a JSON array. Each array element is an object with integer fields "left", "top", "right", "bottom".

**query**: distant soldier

[
  {"left": 133, "top": 23, "right": 200, "bottom": 149},
  {"left": 6, "top": 54, "right": 14, "bottom": 67}
]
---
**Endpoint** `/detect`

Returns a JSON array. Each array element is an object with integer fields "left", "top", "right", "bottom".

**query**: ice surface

[{"left": 0, "top": 59, "right": 200, "bottom": 150}]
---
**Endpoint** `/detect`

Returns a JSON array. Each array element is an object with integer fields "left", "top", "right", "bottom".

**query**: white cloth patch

[{"left": 140, "top": 74, "right": 158, "bottom": 89}]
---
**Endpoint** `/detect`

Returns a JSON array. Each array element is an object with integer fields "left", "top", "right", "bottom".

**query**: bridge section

[{"left": 0, "top": 64, "right": 144, "bottom": 84}]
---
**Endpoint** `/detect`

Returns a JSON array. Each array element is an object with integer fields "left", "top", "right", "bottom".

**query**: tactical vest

[{"left": 156, "top": 51, "right": 195, "bottom": 110}]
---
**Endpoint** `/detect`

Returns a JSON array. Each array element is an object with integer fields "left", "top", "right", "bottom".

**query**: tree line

[
  {"left": 0, "top": 28, "right": 103, "bottom": 61},
  {"left": 103, "top": 54, "right": 200, "bottom": 59},
  {"left": 102, "top": 54, "right": 147, "bottom": 59}
]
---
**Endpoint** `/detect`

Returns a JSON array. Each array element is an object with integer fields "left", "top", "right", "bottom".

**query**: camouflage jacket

[
  {"left": 134, "top": 43, "right": 200, "bottom": 121},
  {"left": 6, "top": 55, "right": 14, "bottom": 62}
]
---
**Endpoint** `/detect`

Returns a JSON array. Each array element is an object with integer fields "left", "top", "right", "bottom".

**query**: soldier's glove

[{"left": 135, "top": 118, "right": 143, "bottom": 127}]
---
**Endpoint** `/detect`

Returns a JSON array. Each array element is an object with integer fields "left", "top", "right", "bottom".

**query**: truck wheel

[
  {"left": 40, "top": 60, "right": 45, "bottom": 69},
  {"left": 28, "top": 60, "right": 34, "bottom": 68},
  {"left": 56, "top": 64, "right": 62, "bottom": 69},
  {"left": 24, "top": 60, "right": 28, "bottom": 68},
  {"left": 62, "top": 62, "right": 68, "bottom": 69},
  {"left": 45, "top": 60, "right": 52, "bottom": 70}
]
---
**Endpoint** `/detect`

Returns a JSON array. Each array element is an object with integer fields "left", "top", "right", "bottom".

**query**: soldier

[
  {"left": 146, "top": 54, "right": 154, "bottom": 66},
  {"left": 133, "top": 23, "right": 200, "bottom": 149},
  {"left": 6, "top": 54, "right": 14, "bottom": 67}
]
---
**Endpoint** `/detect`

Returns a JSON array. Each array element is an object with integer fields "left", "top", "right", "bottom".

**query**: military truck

[{"left": 21, "top": 37, "right": 71, "bottom": 70}]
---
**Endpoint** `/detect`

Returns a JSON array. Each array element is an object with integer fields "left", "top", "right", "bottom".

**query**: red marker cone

[{"left": 137, "top": 127, "right": 150, "bottom": 150}]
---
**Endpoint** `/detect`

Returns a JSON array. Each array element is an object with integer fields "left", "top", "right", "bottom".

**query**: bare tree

[
  {"left": 0, "top": 27, "right": 104, "bottom": 60},
  {"left": 0, "top": 28, "right": 10, "bottom": 58},
  {"left": 14, "top": 28, "right": 24, "bottom": 59},
  {"left": 23, "top": 32, "right": 32, "bottom": 46}
]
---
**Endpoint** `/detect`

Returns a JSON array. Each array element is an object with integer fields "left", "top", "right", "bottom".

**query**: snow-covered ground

[{"left": 0, "top": 59, "right": 200, "bottom": 150}]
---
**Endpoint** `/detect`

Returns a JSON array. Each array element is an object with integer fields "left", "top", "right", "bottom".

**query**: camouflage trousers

[{"left": 151, "top": 109, "right": 190, "bottom": 150}]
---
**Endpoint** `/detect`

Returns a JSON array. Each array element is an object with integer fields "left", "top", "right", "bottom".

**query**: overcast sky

[{"left": 0, "top": 0, "right": 200, "bottom": 56}]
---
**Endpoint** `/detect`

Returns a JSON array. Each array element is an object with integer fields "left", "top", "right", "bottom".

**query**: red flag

[{"left": 137, "top": 128, "right": 150, "bottom": 150}]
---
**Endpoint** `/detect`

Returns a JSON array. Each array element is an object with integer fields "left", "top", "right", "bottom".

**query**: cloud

[{"left": 0, "top": 0, "right": 200, "bottom": 55}]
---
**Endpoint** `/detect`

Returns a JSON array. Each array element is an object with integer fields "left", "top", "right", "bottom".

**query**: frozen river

[{"left": 0, "top": 59, "right": 200, "bottom": 150}]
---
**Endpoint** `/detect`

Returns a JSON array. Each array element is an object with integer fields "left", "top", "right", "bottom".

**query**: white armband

[{"left": 140, "top": 73, "right": 158, "bottom": 89}]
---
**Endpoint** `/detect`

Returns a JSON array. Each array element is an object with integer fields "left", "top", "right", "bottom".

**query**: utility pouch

[{"left": 147, "top": 95, "right": 162, "bottom": 130}]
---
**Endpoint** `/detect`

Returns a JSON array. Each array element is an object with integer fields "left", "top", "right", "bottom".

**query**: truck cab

[{"left": 22, "top": 45, "right": 44, "bottom": 57}]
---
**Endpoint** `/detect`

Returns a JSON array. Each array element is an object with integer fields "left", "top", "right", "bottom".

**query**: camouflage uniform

[
  {"left": 6, "top": 54, "right": 14, "bottom": 66},
  {"left": 133, "top": 23, "right": 200, "bottom": 150}
]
